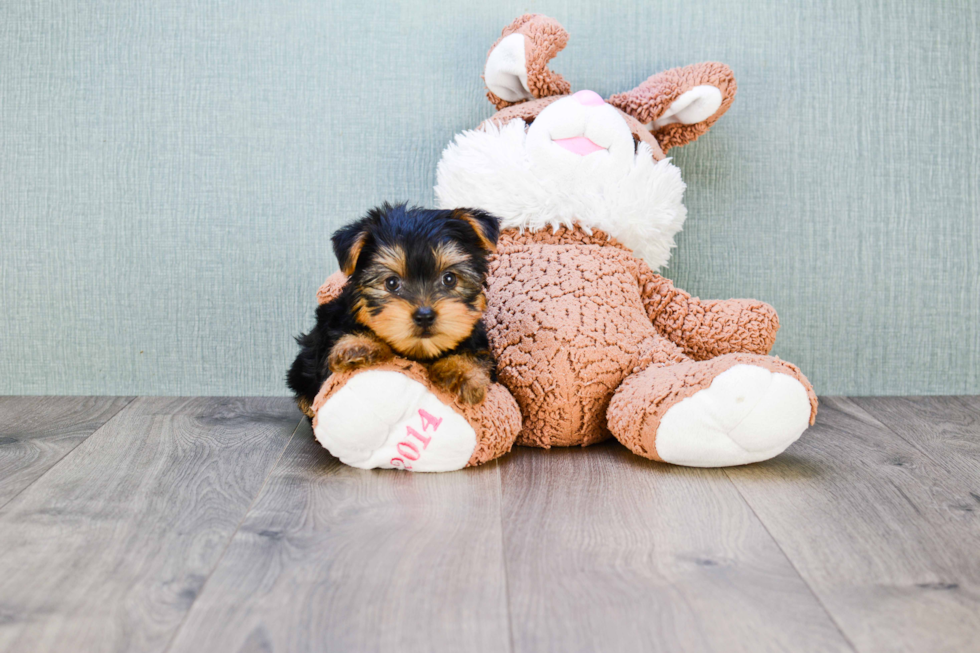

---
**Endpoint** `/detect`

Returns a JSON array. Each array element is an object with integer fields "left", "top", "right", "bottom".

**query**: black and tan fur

[{"left": 287, "top": 204, "right": 501, "bottom": 416}]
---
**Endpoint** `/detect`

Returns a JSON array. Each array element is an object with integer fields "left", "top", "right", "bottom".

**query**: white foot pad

[
  {"left": 314, "top": 371, "right": 476, "bottom": 472},
  {"left": 655, "top": 364, "right": 811, "bottom": 467}
]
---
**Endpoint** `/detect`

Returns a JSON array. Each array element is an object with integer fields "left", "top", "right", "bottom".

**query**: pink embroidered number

[
  {"left": 397, "top": 441, "right": 420, "bottom": 460},
  {"left": 390, "top": 408, "right": 443, "bottom": 470},
  {"left": 418, "top": 408, "right": 443, "bottom": 432},
  {"left": 405, "top": 426, "right": 430, "bottom": 448}
]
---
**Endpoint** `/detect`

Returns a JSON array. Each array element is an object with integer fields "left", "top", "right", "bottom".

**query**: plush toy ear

[
  {"left": 484, "top": 14, "right": 572, "bottom": 111},
  {"left": 331, "top": 216, "right": 373, "bottom": 276},
  {"left": 452, "top": 209, "right": 500, "bottom": 253},
  {"left": 607, "top": 63, "right": 736, "bottom": 152}
]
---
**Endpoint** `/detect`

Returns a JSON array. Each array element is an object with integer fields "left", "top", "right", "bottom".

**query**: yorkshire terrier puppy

[{"left": 287, "top": 203, "right": 501, "bottom": 418}]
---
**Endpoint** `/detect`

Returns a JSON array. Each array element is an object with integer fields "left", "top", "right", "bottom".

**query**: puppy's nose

[
  {"left": 412, "top": 307, "right": 436, "bottom": 328},
  {"left": 573, "top": 89, "right": 604, "bottom": 106}
]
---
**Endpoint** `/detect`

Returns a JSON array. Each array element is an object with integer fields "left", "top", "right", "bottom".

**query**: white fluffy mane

[{"left": 434, "top": 119, "right": 688, "bottom": 271}]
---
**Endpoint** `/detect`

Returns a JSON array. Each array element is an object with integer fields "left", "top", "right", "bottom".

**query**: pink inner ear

[{"left": 553, "top": 136, "right": 606, "bottom": 156}]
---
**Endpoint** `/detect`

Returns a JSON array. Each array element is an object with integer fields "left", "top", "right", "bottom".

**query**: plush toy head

[{"left": 435, "top": 14, "right": 736, "bottom": 270}]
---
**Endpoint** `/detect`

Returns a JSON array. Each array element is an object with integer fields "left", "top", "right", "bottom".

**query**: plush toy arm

[
  {"left": 484, "top": 14, "right": 571, "bottom": 111},
  {"left": 636, "top": 263, "right": 779, "bottom": 360},
  {"left": 316, "top": 270, "right": 348, "bottom": 305}
]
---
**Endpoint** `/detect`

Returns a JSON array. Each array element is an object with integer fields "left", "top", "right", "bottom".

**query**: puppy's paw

[
  {"left": 328, "top": 333, "right": 394, "bottom": 374},
  {"left": 429, "top": 355, "right": 492, "bottom": 405},
  {"left": 296, "top": 396, "right": 315, "bottom": 419}
]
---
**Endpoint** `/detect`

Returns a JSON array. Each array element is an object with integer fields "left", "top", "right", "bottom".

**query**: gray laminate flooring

[{"left": 0, "top": 396, "right": 977, "bottom": 653}]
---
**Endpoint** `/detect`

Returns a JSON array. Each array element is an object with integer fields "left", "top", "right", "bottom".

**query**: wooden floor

[{"left": 0, "top": 396, "right": 978, "bottom": 652}]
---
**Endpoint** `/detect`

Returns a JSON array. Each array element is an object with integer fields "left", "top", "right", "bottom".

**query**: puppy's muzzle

[{"left": 412, "top": 306, "right": 436, "bottom": 328}]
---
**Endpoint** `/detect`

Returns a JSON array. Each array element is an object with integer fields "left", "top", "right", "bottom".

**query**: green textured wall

[{"left": 1, "top": 0, "right": 977, "bottom": 395}]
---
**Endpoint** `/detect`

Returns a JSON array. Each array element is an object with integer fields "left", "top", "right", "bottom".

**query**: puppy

[{"left": 287, "top": 203, "right": 501, "bottom": 418}]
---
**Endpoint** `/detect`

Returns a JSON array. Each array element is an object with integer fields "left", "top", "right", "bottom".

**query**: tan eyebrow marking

[
  {"left": 433, "top": 241, "right": 470, "bottom": 271},
  {"left": 374, "top": 245, "right": 407, "bottom": 278}
]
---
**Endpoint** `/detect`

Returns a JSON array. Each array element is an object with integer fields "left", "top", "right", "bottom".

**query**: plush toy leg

[
  {"left": 310, "top": 358, "right": 521, "bottom": 472},
  {"left": 607, "top": 353, "right": 818, "bottom": 467}
]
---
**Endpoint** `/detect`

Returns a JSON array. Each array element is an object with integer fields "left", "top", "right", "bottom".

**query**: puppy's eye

[
  {"left": 384, "top": 276, "right": 401, "bottom": 292},
  {"left": 441, "top": 272, "right": 457, "bottom": 289}
]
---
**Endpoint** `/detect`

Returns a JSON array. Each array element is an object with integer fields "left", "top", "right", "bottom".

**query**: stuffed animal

[{"left": 308, "top": 14, "right": 817, "bottom": 471}]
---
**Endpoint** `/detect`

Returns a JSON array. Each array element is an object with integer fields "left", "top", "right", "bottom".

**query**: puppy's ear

[
  {"left": 331, "top": 217, "right": 372, "bottom": 276},
  {"left": 453, "top": 209, "right": 500, "bottom": 253}
]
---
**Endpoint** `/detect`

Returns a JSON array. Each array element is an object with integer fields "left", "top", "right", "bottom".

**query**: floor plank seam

[
  {"left": 495, "top": 459, "right": 517, "bottom": 653},
  {"left": 953, "top": 395, "right": 980, "bottom": 410},
  {"left": 160, "top": 415, "right": 305, "bottom": 653},
  {"left": 722, "top": 467, "right": 860, "bottom": 653},
  {"left": 951, "top": 395, "right": 980, "bottom": 416},
  {"left": 846, "top": 398, "right": 951, "bottom": 470},
  {"left": 0, "top": 396, "right": 137, "bottom": 512}
]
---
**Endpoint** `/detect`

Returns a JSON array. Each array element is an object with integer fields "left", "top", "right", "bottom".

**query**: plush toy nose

[
  {"left": 413, "top": 307, "right": 436, "bottom": 328},
  {"left": 572, "top": 89, "right": 605, "bottom": 106}
]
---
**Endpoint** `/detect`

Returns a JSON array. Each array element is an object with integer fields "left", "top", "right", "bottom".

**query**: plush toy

[{"left": 308, "top": 14, "right": 817, "bottom": 472}]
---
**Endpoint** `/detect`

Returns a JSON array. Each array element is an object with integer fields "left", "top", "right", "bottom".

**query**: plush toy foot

[
  {"left": 315, "top": 371, "right": 474, "bottom": 471},
  {"left": 607, "top": 354, "right": 818, "bottom": 467},
  {"left": 311, "top": 359, "right": 521, "bottom": 472}
]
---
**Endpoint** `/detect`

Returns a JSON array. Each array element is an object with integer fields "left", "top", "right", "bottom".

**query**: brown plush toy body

[
  {"left": 485, "top": 227, "right": 816, "bottom": 464},
  {"left": 308, "top": 14, "right": 816, "bottom": 471}
]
